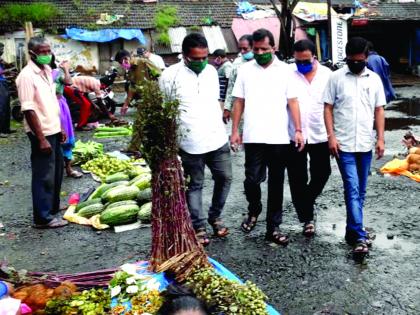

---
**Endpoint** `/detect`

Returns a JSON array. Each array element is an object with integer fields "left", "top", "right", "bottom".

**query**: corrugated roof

[
  {"left": 353, "top": 3, "right": 420, "bottom": 21},
  {"left": 0, "top": 0, "right": 238, "bottom": 32}
]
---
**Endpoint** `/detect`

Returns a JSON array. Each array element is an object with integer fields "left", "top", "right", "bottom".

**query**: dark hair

[
  {"left": 182, "top": 33, "right": 208, "bottom": 55},
  {"left": 345, "top": 37, "right": 368, "bottom": 57},
  {"left": 157, "top": 285, "right": 209, "bottom": 315},
  {"left": 49, "top": 54, "right": 57, "bottom": 69},
  {"left": 293, "top": 39, "right": 316, "bottom": 55},
  {"left": 239, "top": 34, "right": 253, "bottom": 47},
  {"left": 213, "top": 49, "right": 226, "bottom": 57},
  {"left": 114, "top": 49, "right": 130, "bottom": 63},
  {"left": 252, "top": 28, "right": 275, "bottom": 47},
  {"left": 366, "top": 41, "right": 374, "bottom": 52}
]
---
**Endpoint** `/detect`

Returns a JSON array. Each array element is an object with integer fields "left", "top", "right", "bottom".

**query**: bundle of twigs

[
  {"left": 0, "top": 261, "right": 117, "bottom": 290},
  {"left": 136, "top": 81, "right": 209, "bottom": 280}
]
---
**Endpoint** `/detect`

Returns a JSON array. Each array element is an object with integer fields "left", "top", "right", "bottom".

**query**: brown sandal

[
  {"left": 208, "top": 218, "right": 229, "bottom": 238},
  {"left": 265, "top": 229, "right": 289, "bottom": 246},
  {"left": 241, "top": 215, "right": 258, "bottom": 233},
  {"left": 195, "top": 227, "right": 210, "bottom": 247},
  {"left": 303, "top": 222, "right": 315, "bottom": 237}
]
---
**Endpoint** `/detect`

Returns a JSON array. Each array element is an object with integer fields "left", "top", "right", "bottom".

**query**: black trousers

[
  {"left": 28, "top": 133, "right": 64, "bottom": 224},
  {"left": 287, "top": 141, "right": 331, "bottom": 223},
  {"left": 0, "top": 81, "right": 10, "bottom": 133},
  {"left": 244, "top": 143, "right": 291, "bottom": 233}
]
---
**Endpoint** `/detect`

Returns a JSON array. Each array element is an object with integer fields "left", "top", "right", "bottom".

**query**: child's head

[{"left": 157, "top": 285, "right": 209, "bottom": 315}]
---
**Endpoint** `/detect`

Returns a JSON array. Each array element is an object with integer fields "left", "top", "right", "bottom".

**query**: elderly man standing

[{"left": 16, "top": 37, "right": 68, "bottom": 228}]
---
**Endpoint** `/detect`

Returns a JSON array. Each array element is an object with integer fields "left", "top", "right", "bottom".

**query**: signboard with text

[{"left": 331, "top": 16, "right": 348, "bottom": 64}]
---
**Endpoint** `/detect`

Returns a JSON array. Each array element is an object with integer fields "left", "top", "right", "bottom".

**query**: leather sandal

[{"left": 208, "top": 218, "right": 229, "bottom": 238}]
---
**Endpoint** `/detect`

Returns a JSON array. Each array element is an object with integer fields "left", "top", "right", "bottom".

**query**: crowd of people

[{"left": 10, "top": 28, "right": 390, "bottom": 260}]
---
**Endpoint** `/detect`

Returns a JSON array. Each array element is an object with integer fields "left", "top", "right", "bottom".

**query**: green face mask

[
  {"left": 254, "top": 52, "right": 273, "bottom": 66},
  {"left": 187, "top": 58, "right": 208, "bottom": 74},
  {"left": 35, "top": 54, "right": 52, "bottom": 65}
]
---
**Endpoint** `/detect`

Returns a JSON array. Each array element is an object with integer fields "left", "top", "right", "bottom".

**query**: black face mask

[{"left": 347, "top": 59, "right": 366, "bottom": 74}]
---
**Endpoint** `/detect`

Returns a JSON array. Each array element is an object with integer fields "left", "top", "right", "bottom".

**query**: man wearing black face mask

[{"left": 323, "top": 37, "right": 386, "bottom": 258}]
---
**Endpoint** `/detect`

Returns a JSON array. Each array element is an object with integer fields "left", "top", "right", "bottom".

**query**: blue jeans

[
  {"left": 336, "top": 151, "right": 372, "bottom": 243},
  {"left": 179, "top": 143, "right": 232, "bottom": 230}
]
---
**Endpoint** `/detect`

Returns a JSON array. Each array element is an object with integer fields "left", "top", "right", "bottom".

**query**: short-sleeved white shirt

[
  {"left": 149, "top": 53, "right": 166, "bottom": 70},
  {"left": 159, "top": 61, "right": 228, "bottom": 154},
  {"left": 288, "top": 62, "right": 332, "bottom": 144},
  {"left": 322, "top": 65, "right": 386, "bottom": 152},
  {"left": 232, "top": 58, "right": 298, "bottom": 144}
]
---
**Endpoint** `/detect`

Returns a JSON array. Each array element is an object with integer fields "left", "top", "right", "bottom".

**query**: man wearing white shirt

[
  {"left": 159, "top": 33, "right": 232, "bottom": 247},
  {"left": 287, "top": 39, "right": 332, "bottom": 237},
  {"left": 231, "top": 29, "right": 304, "bottom": 246},
  {"left": 323, "top": 37, "right": 386, "bottom": 257},
  {"left": 138, "top": 47, "right": 166, "bottom": 70}
]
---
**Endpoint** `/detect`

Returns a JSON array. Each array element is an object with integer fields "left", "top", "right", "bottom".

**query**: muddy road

[{"left": 0, "top": 91, "right": 419, "bottom": 315}]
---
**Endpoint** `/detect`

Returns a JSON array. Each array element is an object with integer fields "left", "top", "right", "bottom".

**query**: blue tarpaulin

[
  {"left": 110, "top": 258, "right": 281, "bottom": 314},
  {"left": 65, "top": 28, "right": 146, "bottom": 44}
]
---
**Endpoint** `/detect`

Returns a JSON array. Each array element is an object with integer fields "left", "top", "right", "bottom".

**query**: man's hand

[
  {"left": 376, "top": 139, "right": 385, "bottom": 159},
  {"left": 59, "top": 60, "right": 71, "bottom": 71},
  {"left": 295, "top": 131, "right": 305, "bottom": 152},
  {"left": 223, "top": 109, "right": 231, "bottom": 124},
  {"left": 60, "top": 130, "right": 67, "bottom": 144},
  {"left": 328, "top": 134, "right": 340, "bottom": 158},
  {"left": 39, "top": 137, "right": 52, "bottom": 154},
  {"left": 230, "top": 131, "right": 242, "bottom": 151},
  {"left": 120, "top": 101, "right": 129, "bottom": 115}
]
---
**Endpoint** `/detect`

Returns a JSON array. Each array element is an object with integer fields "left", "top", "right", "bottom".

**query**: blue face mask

[
  {"left": 242, "top": 51, "right": 254, "bottom": 61},
  {"left": 296, "top": 61, "right": 313, "bottom": 74}
]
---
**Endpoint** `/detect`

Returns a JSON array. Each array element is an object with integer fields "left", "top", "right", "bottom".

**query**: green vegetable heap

[{"left": 186, "top": 267, "right": 269, "bottom": 315}]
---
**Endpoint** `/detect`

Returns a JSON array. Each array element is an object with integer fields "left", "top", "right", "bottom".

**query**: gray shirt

[{"left": 323, "top": 65, "right": 386, "bottom": 153}]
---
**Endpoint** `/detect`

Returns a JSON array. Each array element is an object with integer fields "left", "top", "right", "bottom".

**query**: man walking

[
  {"left": 223, "top": 35, "right": 254, "bottom": 124},
  {"left": 16, "top": 37, "right": 68, "bottom": 228},
  {"left": 212, "top": 49, "right": 233, "bottom": 108},
  {"left": 231, "top": 29, "right": 304, "bottom": 245},
  {"left": 324, "top": 37, "right": 386, "bottom": 256},
  {"left": 287, "top": 39, "right": 332, "bottom": 237},
  {"left": 159, "top": 33, "right": 232, "bottom": 246}
]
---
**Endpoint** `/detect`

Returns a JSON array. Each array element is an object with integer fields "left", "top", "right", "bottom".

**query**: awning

[
  {"left": 65, "top": 28, "right": 146, "bottom": 44},
  {"left": 232, "top": 17, "right": 281, "bottom": 47}
]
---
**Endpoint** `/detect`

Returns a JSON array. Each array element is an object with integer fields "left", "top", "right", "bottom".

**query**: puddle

[
  {"left": 318, "top": 221, "right": 417, "bottom": 254},
  {"left": 385, "top": 117, "right": 420, "bottom": 130}
]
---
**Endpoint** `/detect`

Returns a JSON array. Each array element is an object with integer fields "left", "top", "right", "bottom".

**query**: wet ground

[{"left": 0, "top": 87, "right": 419, "bottom": 315}]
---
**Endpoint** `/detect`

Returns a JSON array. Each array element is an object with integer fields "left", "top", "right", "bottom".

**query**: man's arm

[
  {"left": 287, "top": 97, "right": 304, "bottom": 151},
  {"left": 60, "top": 61, "right": 72, "bottom": 85},
  {"left": 231, "top": 97, "right": 244, "bottom": 148},
  {"left": 374, "top": 106, "right": 385, "bottom": 159},
  {"left": 24, "top": 111, "right": 52, "bottom": 154},
  {"left": 324, "top": 103, "right": 340, "bottom": 158}
]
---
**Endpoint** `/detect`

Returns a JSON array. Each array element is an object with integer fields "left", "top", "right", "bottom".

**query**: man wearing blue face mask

[
  {"left": 223, "top": 35, "right": 254, "bottom": 124},
  {"left": 287, "top": 39, "right": 332, "bottom": 238}
]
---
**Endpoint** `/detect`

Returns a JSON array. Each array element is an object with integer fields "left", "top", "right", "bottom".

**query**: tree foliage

[{"left": 0, "top": 3, "right": 60, "bottom": 25}]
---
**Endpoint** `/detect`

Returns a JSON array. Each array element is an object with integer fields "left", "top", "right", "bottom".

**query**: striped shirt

[{"left": 71, "top": 76, "right": 102, "bottom": 97}]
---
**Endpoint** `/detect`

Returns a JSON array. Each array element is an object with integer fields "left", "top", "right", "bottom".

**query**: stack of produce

[
  {"left": 407, "top": 147, "right": 420, "bottom": 174},
  {"left": 72, "top": 140, "right": 104, "bottom": 165},
  {"left": 73, "top": 170, "right": 153, "bottom": 226},
  {"left": 94, "top": 126, "right": 132, "bottom": 139},
  {"left": 135, "top": 81, "right": 209, "bottom": 280},
  {"left": 81, "top": 155, "right": 147, "bottom": 181}
]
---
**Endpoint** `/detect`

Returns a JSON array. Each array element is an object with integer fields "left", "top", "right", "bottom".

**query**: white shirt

[
  {"left": 148, "top": 53, "right": 166, "bottom": 70},
  {"left": 289, "top": 62, "right": 332, "bottom": 144},
  {"left": 322, "top": 65, "right": 386, "bottom": 152},
  {"left": 159, "top": 61, "right": 228, "bottom": 154},
  {"left": 232, "top": 57, "right": 298, "bottom": 144}
]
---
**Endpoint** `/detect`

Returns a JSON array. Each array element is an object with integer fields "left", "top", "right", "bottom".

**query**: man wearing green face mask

[
  {"left": 231, "top": 28, "right": 304, "bottom": 246},
  {"left": 16, "top": 36, "right": 68, "bottom": 228},
  {"left": 159, "top": 33, "right": 232, "bottom": 247}
]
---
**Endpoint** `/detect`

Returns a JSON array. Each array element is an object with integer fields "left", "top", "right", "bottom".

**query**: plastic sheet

[
  {"left": 110, "top": 259, "right": 281, "bottom": 314},
  {"left": 65, "top": 28, "right": 146, "bottom": 44}
]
